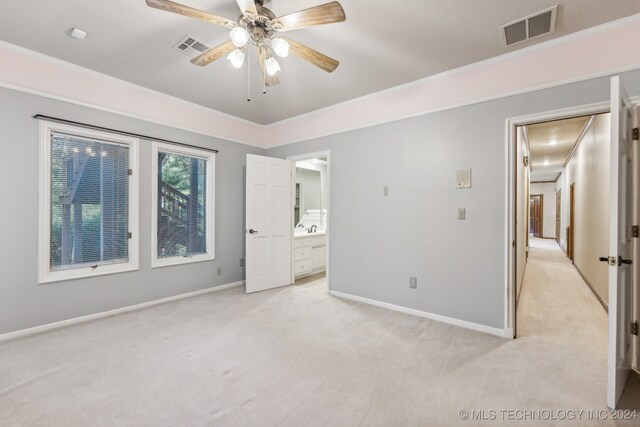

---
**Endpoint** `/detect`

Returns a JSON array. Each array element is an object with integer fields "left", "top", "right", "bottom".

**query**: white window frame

[
  {"left": 151, "top": 141, "right": 215, "bottom": 268},
  {"left": 38, "top": 120, "right": 140, "bottom": 284}
]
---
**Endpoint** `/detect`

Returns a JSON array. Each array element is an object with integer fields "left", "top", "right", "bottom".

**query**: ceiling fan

[{"left": 146, "top": 0, "right": 346, "bottom": 89}]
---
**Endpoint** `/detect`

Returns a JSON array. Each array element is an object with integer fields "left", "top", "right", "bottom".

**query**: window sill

[
  {"left": 38, "top": 263, "right": 139, "bottom": 285},
  {"left": 151, "top": 254, "right": 215, "bottom": 269}
]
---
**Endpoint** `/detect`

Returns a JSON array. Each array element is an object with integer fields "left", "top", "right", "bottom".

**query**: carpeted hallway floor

[{"left": 0, "top": 240, "right": 638, "bottom": 426}]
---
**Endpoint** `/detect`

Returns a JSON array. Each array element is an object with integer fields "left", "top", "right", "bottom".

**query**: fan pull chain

[{"left": 247, "top": 45, "right": 251, "bottom": 102}]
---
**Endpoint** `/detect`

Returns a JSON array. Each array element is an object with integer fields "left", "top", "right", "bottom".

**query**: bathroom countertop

[{"left": 294, "top": 230, "right": 327, "bottom": 238}]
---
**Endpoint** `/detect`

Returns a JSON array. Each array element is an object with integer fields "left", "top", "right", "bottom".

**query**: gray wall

[
  {"left": 267, "top": 69, "right": 640, "bottom": 329},
  {"left": 0, "top": 86, "right": 263, "bottom": 334},
  {"left": 3, "top": 69, "right": 640, "bottom": 335}
]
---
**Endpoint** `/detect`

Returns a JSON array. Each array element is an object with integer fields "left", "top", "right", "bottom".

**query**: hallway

[{"left": 517, "top": 237, "right": 640, "bottom": 411}]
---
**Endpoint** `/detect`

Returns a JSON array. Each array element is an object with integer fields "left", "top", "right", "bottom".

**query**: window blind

[
  {"left": 157, "top": 151, "right": 207, "bottom": 258},
  {"left": 49, "top": 131, "right": 130, "bottom": 270}
]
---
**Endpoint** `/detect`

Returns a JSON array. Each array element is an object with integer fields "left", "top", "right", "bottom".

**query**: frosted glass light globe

[
  {"left": 271, "top": 38, "right": 290, "bottom": 58},
  {"left": 265, "top": 57, "right": 281, "bottom": 76},
  {"left": 229, "top": 27, "right": 250, "bottom": 48},
  {"left": 227, "top": 49, "right": 246, "bottom": 68}
]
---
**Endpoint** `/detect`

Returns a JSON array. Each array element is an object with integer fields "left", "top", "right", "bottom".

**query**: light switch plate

[
  {"left": 457, "top": 208, "right": 466, "bottom": 220},
  {"left": 456, "top": 169, "right": 471, "bottom": 189}
]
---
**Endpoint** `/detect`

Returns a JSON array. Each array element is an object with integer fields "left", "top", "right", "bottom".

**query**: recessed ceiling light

[
  {"left": 543, "top": 159, "right": 550, "bottom": 166},
  {"left": 69, "top": 27, "right": 87, "bottom": 40},
  {"left": 547, "top": 139, "right": 558, "bottom": 146}
]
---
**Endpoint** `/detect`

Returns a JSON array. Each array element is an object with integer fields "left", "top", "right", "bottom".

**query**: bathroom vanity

[{"left": 293, "top": 232, "right": 326, "bottom": 278}]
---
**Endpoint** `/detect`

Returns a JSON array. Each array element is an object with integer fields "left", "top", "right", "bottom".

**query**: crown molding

[
  {"left": 1, "top": 12, "right": 640, "bottom": 149},
  {"left": 265, "top": 12, "right": 640, "bottom": 130},
  {"left": 0, "top": 40, "right": 265, "bottom": 147},
  {"left": 263, "top": 13, "right": 640, "bottom": 147}
]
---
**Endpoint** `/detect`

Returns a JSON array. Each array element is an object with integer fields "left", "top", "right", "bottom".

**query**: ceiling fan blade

[
  {"left": 282, "top": 37, "right": 339, "bottom": 73},
  {"left": 236, "top": 0, "right": 258, "bottom": 20},
  {"left": 191, "top": 41, "right": 236, "bottom": 66},
  {"left": 146, "top": 0, "right": 235, "bottom": 28},
  {"left": 271, "top": 1, "right": 345, "bottom": 32},
  {"left": 256, "top": 46, "right": 280, "bottom": 86}
]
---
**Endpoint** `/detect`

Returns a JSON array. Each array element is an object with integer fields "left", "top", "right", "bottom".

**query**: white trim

[
  {"left": 0, "top": 40, "right": 260, "bottom": 127},
  {"left": 288, "top": 151, "right": 331, "bottom": 294},
  {"left": 265, "top": 64, "right": 640, "bottom": 148},
  {"left": 0, "top": 80, "right": 264, "bottom": 149},
  {"left": 2, "top": 14, "right": 640, "bottom": 149},
  {"left": 330, "top": 290, "right": 507, "bottom": 338},
  {"left": 38, "top": 120, "right": 140, "bottom": 284},
  {"left": 150, "top": 142, "right": 216, "bottom": 268},
  {"left": 0, "top": 281, "right": 245, "bottom": 343},
  {"left": 266, "top": 14, "right": 640, "bottom": 130}
]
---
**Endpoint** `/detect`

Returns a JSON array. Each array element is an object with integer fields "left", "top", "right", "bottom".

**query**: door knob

[
  {"left": 248, "top": 229, "right": 258, "bottom": 234},
  {"left": 618, "top": 256, "right": 633, "bottom": 265},
  {"left": 599, "top": 257, "right": 609, "bottom": 262}
]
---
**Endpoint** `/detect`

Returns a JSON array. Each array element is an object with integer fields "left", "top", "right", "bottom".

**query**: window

[
  {"left": 38, "top": 121, "right": 139, "bottom": 283},
  {"left": 151, "top": 142, "right": 215, "bottom": 267}
]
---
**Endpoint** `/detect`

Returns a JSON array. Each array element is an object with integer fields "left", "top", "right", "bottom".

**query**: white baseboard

[
  {"left": 329, "top": 290, "right": 508, "bottom": 338},
  {"left": 0, "top": 280, "right": 245, "bottom": 343}
]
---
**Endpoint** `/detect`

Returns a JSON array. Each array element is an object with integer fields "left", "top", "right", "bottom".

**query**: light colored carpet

[{"left": 0, "top": 242, "right": 638, "bottom": 426}]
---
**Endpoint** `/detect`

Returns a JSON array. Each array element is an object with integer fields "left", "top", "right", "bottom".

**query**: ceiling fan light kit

[
  {"left": 230, "top": 26, "right": 251, "bottom": 48},
  {"left": 270, "top": 37, "right": 289, "bottom": 58},
  {"left": 145, "top": 0, "right": 345, "bottom": 97},
  {"left": 264, "top": 56, "right": 280, "bottom": 76},
  {"left": 227, "top": 48, "right": 246, "bottom": 68}
]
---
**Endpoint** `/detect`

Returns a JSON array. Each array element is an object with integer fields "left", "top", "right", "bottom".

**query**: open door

[
  {"left": 530, "top": 195, "right": 543, "bottom": 238},
  {"left": 635, "top": 106, "right": 640, "bottom": 374},
  {"left": 606, "top": 76, "right": 635, "bottom": 409},
  {"left": 245, "top": 154, "right": 292, "bottom": 293}
]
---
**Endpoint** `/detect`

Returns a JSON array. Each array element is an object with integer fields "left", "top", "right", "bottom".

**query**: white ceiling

[
  {"left": 1, "top": 1, "right": 640, "bottom": 124},
  {"left": 526, "top": 115, "right": 590, "bottom": 182}
]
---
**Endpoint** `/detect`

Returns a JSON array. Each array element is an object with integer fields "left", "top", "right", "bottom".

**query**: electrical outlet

[
  {"left": 409, "top": 277, "right": 417, "bottom": 289},
  {"left": 217, "top": 267, "right": 222, "bottom": 276},
  {"left": 457, "top": 208, "right": 466, "bottom": 220},
  {"left": 239, "top": 258, "right": 245, "bottom": 267}
]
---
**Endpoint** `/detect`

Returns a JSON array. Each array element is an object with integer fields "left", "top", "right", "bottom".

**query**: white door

[
  {"left": 245, "top": 154, "right": 292, "bottom": 293},
  {"left": 607, "top": 76, "right": 635, "bottom": 409}
]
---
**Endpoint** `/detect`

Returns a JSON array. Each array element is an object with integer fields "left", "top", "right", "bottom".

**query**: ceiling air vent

[
  {"left": 173, "top": 35, "right": 211, "bottom": 58},
  {"left": 500, "top": 5, "right": 557, "bottom": 47}
]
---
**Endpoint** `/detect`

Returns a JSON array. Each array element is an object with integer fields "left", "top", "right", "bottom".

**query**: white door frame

[
  {"left": 287, "top": 150, "right": 331, "bottom": 292},
  {"left": 505, "top": 100, "right": 611, "bottom": 339},
  {"left": 634, "top": 106, "right": 640, "bottom": 372},
  {"left": 506, "top": 95, "right": 640, "bottom": 339}
]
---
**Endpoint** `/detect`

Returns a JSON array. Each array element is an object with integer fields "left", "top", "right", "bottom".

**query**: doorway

[
  {"left": 506, "top": 78, "right": 639, "bottom": 409},
  {"left": 288, "top": 152, "right": 331, "bottom": 290},
  {"left": 529, "top": 194, "right": 543, "bottom": 238},
  {"left": 244, "top": 151, "right": 331, "bottom": 294}
]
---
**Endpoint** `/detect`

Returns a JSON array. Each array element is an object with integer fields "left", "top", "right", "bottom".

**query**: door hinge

[
  {"left": 523, "top": 156, "right": 529, "bottom": 166},
  {"left": 128, "top": 232, "right": 132, "bottom": 239},
  {"left": 128, "top": 169, "right": 133, "bottom": 176},
  {"left": 633, "top": 225, "right": 639, "bottom": 238},
  {"left": 632, "top": 321, "right": 638, "bottom": 336},
  {"left": 633, "top": 127, "right": 639, "bottom": 141}
]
